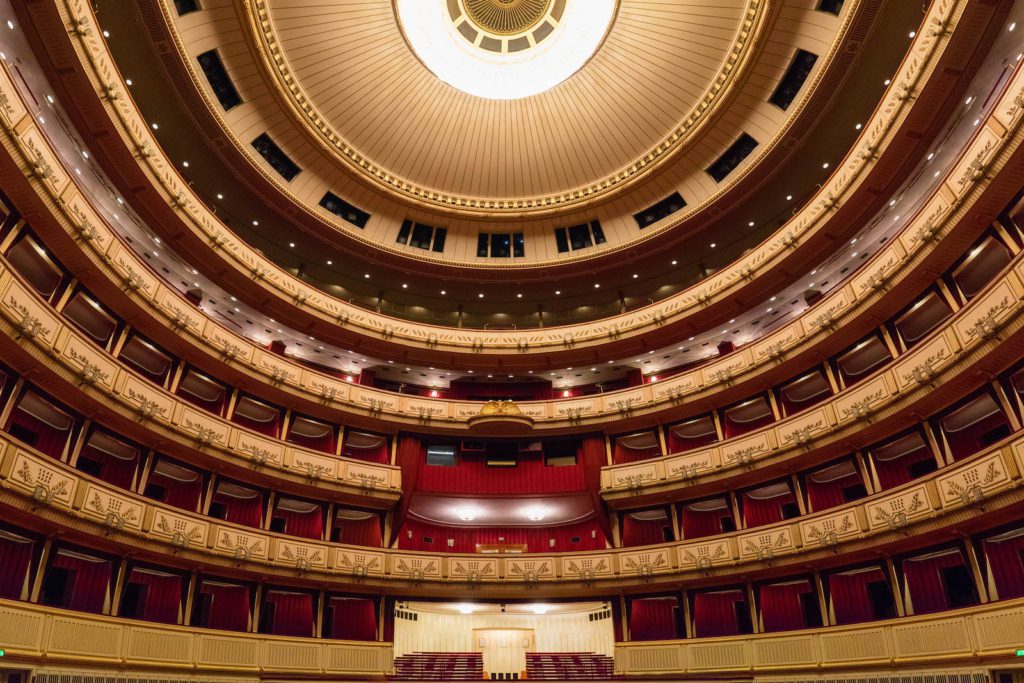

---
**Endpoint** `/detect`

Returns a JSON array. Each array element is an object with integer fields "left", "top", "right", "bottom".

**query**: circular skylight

[{"left": 395, "top": 0, "right": 617, "bottom": 100}]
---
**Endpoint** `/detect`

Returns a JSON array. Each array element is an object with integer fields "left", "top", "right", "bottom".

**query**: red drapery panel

[
  {"left": 394, "top": 436, "right": 422, "bottom": 533},
  {"left": 78, "top": 444, "right": 137, "bottom": 490},
  {"left": 984, "top": 532, "right": 1024, "bottom": 600},
  {"left": 873, "top": 449, "right": 934, "bottom": 489},
  {"left": 199, "top": 582, "right": 250, "bottom": 632},
  {"left": 6, "top": 409, "right": 71, "bottom": 459},
  {"left": 287, "top": 431, "right": 335, "bottom": 454},
  {"left": 943, "top": 411, "right": 1010, "bottom": 461},
  {"left": 335, "top": 513, "right": 383, "bottom": 547},
  {"left": 680, "top": 502, "right": 732, "bottom": 539},
  {"left": 416, "top": 452, "right": 585, "bottom": 494},
  {"left": 828, "top": 567, "right": 888, "bottom": 625},
  {"left": 580, "top": 436, "right": 613, "bottom": 542},
  {"left": 0, "top": 532, "right": 34, "bottom": 599},
  {"left": 806, "top": 471, "right": 861, "bottom": 512},
  {"left": 329, "top": 597, "right": 378, "bottom": 641},
  {"left": 612, "top": 443, "right": 660, "bottom": 464},
  {"left": 903, "top": 550, "right": 969, "bottom": 614},
  {"left": 264, "top": 591, "right": 314, "bottom": 637},
  {"left": 274, "top": 505, "right": 324, "bottom": 540},
  {"left": 398, "top": 519, "right": 605, "bottom": 553},
  {"left": 50, "top": 550, "right": 112, "bottom": 614},
  {"left": 759, "top": 581, "right": 812, "bottom": 633},
  {"left": 629, "top": 598, "right": 677, "bottom": 641},
  {"left": 342, "top": 433, "right": 389, "bottom": 464},
  {"left": 147, "top": 464, "right": 203, "bottom": 512},
  {"left": 742, "top": 488, "right": 795, "bottom": 528},
  {"left": 212, "top": 490, "right": 264, "bottom": 529},
  {"left": 621, "top": 514, "right": 670, "bottom": 547},
  {"left": 126, "top": 569, "right": 182, "bottom": 624},
  {"left": 693, "top": 590, "right": 744, "bottom": 638}
]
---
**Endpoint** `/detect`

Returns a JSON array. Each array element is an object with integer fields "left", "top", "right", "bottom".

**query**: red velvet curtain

[
  {"left": 629, "top": 598, "right": 677, "bottom": 641},
  {"left": 213, "top": 491, "right": 264, "bottom": 529},
  {"left": 79, "top": 445, "right": 137, "bottom": 490},
  {"left": 288, "top": 431, "right": 335, "bottom": 454},
  {"left": 398, "top": 519, "right": 605, "bottom": 553},
  {"left": 0, "top": 533, "right": 34, "bottom": 599},
  {"left": 943, "top": 411, "right": 1009, "bottom": 461},
  {"left": 394, "top": 435, "right": 422, "bottom": 534},
  {"left": 50, "top": 551, "right": 112, "bottom": 614},
  {"left": 680, "top": 505, "right": 731, "bottom": 539},
  {"left": 620, "top": 514, "right": 670, "bottom": 547},
  {"left": 873, "top": 449, "right": 934, "bottom": 490},
  {"left": 984, "top": 534, "right": 1024, "bottom": 600},
  {"left": 199, "top": 582, "right": 250, "bottom": 632},
  {"left": 903, "top": 551, "right": 967, "bottom": 614},
  {"left": 416, "top": 452, "right": 585, "bottom": 494},
  {"left": 6, "top": 410, "right": 70, "bottom": 459},
  {"left": 264, "top": 591, "right": 314, "bottom": 637},
  {"left": 126, "top": 569, "right": 182, "bottom": 624},
  {"left": 741, "top": 490, "right": 795, "bottom": 528},
  {"left": 759, "top": 581, "right": 812, "bottom": 632},
  {"left": 612, "top": 442, "right": 660, "bottom": 464},
  {"left": 231, "top": 412, "right": 280, "bottom": 437},
  {"left": 666, "top": 431, "right": 716, "bottom": 454},
  {"left": 335, "top": 514, "right": 383, "bottom": 547},
  {"left": 828, "top": 567, "right": 888, "bottom": 625},
  {"left": 329, "top": 597, "right": 377, "bottom": 641},
  {"left": 580, "top": 436, "right": 613, "bottom": 542},
  {"left": 692, "top": 591, "right": 744, "bottom": 638},
  {"left": 806, "top": 472, "right": 859, "bottom": 511},
  {"left": 343, "top": 442, "right": 389, "bottom": 464},
  {"left": 274, "top": 507, "right": 324, "bottom": 540},
  {"left": 148, "top": 469, "right": 203, "bottom": 512}
]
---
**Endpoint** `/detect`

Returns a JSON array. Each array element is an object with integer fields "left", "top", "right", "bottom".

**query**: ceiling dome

[{"left": 395, "top": 0, "right": 616, "bottom": 100}]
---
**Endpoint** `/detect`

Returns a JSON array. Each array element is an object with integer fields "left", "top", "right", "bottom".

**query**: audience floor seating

[
  {"left": 393, "top": 652, "right": 485, "bottom": 681},
  {"left": 525, "top": 652, "right": 618, "bottom": 680}
]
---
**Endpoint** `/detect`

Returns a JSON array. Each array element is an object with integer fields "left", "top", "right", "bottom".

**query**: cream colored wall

[{"left": 393, "top": 605, "right": 615, "bottom": 659}]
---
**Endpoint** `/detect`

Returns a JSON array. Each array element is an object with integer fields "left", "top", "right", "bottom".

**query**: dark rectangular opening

[
  {"left": 513, "top": 232, "right": 525, "bottom": 257},
  {"left": 842, "top": 482, "right": 868, "bottom": 503},
  {"left": 818, "top": 0, "right": 844, "bottom": 15},
  {"left": 735, "top": 600, "right": 753, "bottom": 634},
  {"left": 908, "top": 457, "right": 938, "bottom": 480},
  {"left": 780, "top": 502, "right": 801, "bottom": 519},
  {"left": 251, "top": 133, "right": 301, "bottom": 182},
  {"left": 940, "top": 565, "right": 977, "bottom": 608},
  {"left": 707, "top": 133, "right": 759, "bottom": 183},
  {"left": 568, "top": 223, "right": 592, "bottom": 250},
  {"left": 196, "top": 50, "right": 241, "bottom": 111},
  {"left": 867, "top": 580, "right": 896, "bottom": 619},
  {"left": 432, "top": 228, "right": 447, "bottom": 252},
  {"left": 554, "top": 228, "right": 569, "bottom": 253},
  {"left": 491, "top": 233, "right": 511, "bottom": 257},
  {"left": 410, "top": 223, "right": 434, "bottom": 250},
  {"left": 396, "top": 220, "right": 412, "bottom": 245},
  {"left": 800, "top": 591, "right": 823, "bottom": 627},
  {"left": 591, "top": 220, "right": 606, "bottom": 244},
  {"left": 770, "top": 50, "right": 819, "bottom": 110},
  {"left": 320, "top": 192, "right": 370, "bottom": 229},
  {"left": 635, "top": 192, "right": 687, "bottom": 229},
  {"left": 119, "top": 581, "right": 146, "bottom": 619},
  {"left": 477, "top": 233, "right": 490, "bottom": 257},
  {"left": 174, "top": 0, "right": 199, "bottom": 15}
]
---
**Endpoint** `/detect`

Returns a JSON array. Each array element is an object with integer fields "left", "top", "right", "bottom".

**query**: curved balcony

[{"left": 13, "top": 0, "right": 998, "bottom": 360}]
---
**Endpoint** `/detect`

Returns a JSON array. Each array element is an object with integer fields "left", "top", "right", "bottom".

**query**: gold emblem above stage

[{"left": 467, "top": 400, "right": 535, "bottom": 434}]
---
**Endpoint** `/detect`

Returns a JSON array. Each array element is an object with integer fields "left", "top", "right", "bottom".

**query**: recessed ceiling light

[
  {"left": 671, "top": 260, "right": 678, "bottom": 266},
  {"left": 288, "top": 242, "right": 295, "bottom": 248},
  {"left": 402, "top": 283, "right": 408, "bottom": 288},
  {"left": 855, "top": 123, "right": 862, "bottom": 130},
  {"left": 748, "top": 221, "right": 755, "bottom": 227},
  {"left": 555, "top": 290, "right": 561, "bottom": 295},
  {"left": 632, "top": 273, "right": 639, "bottom": 279},
  {"left": 364, "top": 273, "right": 371, "bottom": 278},
  {"left": 525, "top": 506, "right": 547, "bottom": 521},
  {"left": 150, "top": 122, "right": 159, "bottom": 130},
  {"left": 326, "top": 260, "right": 333, "bottom": 265},
  {"left": 216, "top": 193, "right": 224, "bottom": 200},
  {"left": 710, "top": 243, "right": 716, "bottom": 248},
  {"left": 252, "top": 220, "right": 259, "bottom": 226},
  {"left": 440, "top": 289, "right": 446, "bottom": 294},
  {"left": 478, "top": 293, "right": 484, "bottom": 298},
  {"left": 786, "top": 195, "right": 793, "bottom": 201},
  {"left": 822, "top": 162, "right": 829, "bottom": 169},
  {"left": 594, "top": 283, "right": 600, "bottom": 288},
  {"left": 517, "top": 293, "right": 523, "bottom": 298}
]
